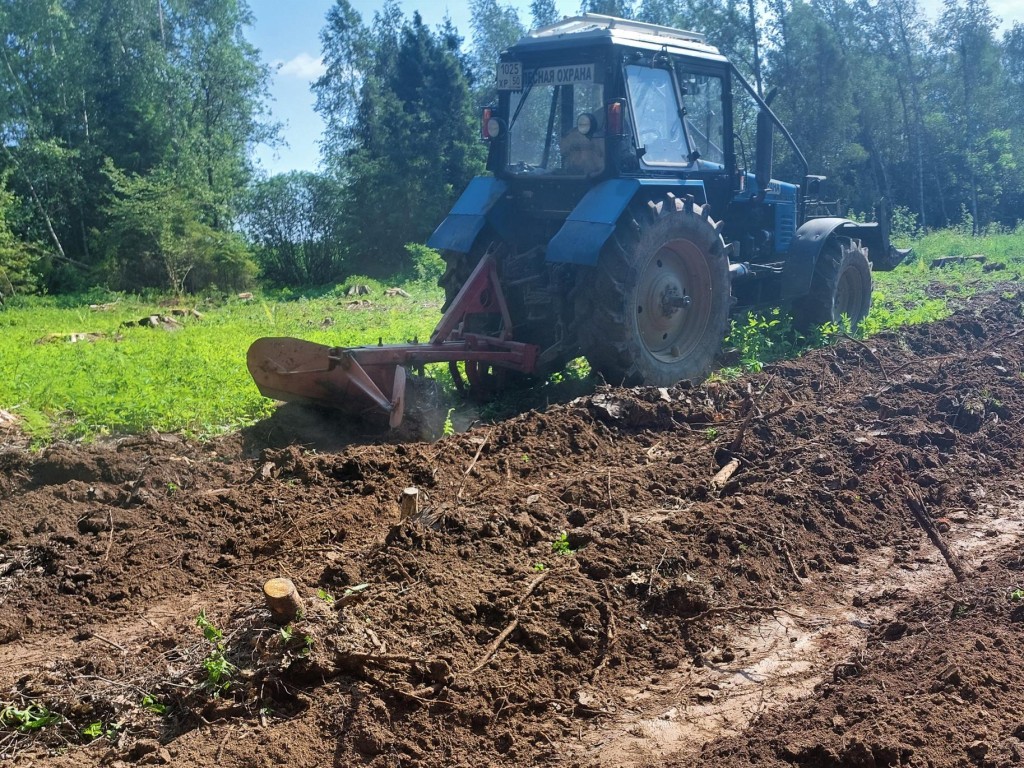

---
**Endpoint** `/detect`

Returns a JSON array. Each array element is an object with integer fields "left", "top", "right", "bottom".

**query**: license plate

[{"left": 496, "top": 61, "right": 522, "bottom": 91}]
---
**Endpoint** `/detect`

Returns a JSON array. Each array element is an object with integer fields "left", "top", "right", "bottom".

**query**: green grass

[
  {"left": 2, "top": 225, "right": 1023, "bottom": 444},
  {"left": 0, "top": 280, "right": 443, "bottom": 442},
  {"left": 863, "top": 224, "right": 1024, "bottom": 335}
]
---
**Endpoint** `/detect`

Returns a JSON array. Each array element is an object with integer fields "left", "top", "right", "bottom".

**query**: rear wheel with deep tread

[
  {"left": 576, "top": 196, "right": 731, "bottom": 387},
  {"left": 794, "top": 238, "right": 872, "bottom": 330}
]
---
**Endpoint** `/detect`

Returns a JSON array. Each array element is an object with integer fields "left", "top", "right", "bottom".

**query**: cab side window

[{"left": 676, "top": 67, "right": 725, "bottom": 166}]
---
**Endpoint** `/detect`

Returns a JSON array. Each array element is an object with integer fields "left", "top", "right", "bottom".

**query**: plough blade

[{"left": 247, "top": 337, "right": 406, "bottom": 428}]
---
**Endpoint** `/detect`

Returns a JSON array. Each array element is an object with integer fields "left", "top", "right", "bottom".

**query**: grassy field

[
  {"left": 0, "top": 279, "right": 444, "bottom": 442},
  {"left": 2, "top": 226, "right": 1022, "bottom": 444}
]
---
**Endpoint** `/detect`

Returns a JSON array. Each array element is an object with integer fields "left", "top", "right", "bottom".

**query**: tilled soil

[{"left": 2, "top": 291, "right": 1024, "bottom": 767}]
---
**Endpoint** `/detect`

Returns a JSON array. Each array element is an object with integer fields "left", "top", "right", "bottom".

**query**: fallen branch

[
  {"left": 841, "top": 334, "right": 890, "bottom": 382},
  {"left": 679, "top": 603, "right": 802, "bottom": 624},
  {"left": 467, "top": 619, "right": 521, "bottom": 676},
  {"left": 457, "top": 429, "right": 493, "bottom": 500},
  {"left": 103, "top": 509, "right": 114, "bottom": 562},
  {"left": 338, "top": 651, "right": 423, "bottom": 668},
  {"left": 906, "top": 488, "right": 967, "bottom": 582},
  {"left": 215, "top": 727, "right": 234, "bottom": 763},
  {"left": 466, "top": 570, "right": 551, "bottom": 676},
  {"left": 89, "top": 631, "right": 127, "bottom": 653},
  {"left": 590, "top": 586, "right": 617, "bottom": 682},
  {"left": 729, "top": 376, "right": 775, "bottom": 453},
  {"left": 781, "top": 544, "right": 804, "bottom": 583},
  {"left": 363, "top": 672, "right": 448, "bottom": 705}
]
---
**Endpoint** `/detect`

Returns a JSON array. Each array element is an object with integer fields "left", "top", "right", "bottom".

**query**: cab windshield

[{"left": 506, "top": 64, "right": 604, "bottom": 177}]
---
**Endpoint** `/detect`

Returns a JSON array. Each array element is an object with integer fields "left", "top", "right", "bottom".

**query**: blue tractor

[{"left": 248, "top": 15, "right": 907, "bottom": 426}]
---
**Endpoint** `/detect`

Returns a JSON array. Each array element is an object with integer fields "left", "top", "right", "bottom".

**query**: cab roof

[{"left": 509, "top": 13, "right": 726, "bottom": 62}]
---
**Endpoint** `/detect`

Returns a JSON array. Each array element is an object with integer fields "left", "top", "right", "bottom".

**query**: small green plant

[
  {"left": 1010, "top": 588, "right": 1024, "bottom": 602},
  {"left": 532, "top": 562, "right": 547, "bottom": 572},
  {"left": 166, "top": 481, "right": 179, "bottom": 494},
  {"left": 443, "top": 407, "right": 456, "bottom": 436},
  {"left": 725, "top": 308, "right": 799, "bottom": 372},
  {"left": 81, "top": 720, "right": 121, "bottom": 741},
  {"left": 950, "top": 601, "right": 972, "bottom": 620},
  {"left": 316, "top": 588, "right": 335, "bottom": 605},
  {"left": 201, "top": 651, "right": 236, "bottom": 694},
  {"left": 702, "top": 427, "right": 719, "bottom": 441},
  {"left": 195, "top": 610, "right": 236, "bottom": 694},
  {"left": 81, "top": 721, "right": 104, "bottom": 739},
  {"left": 0, "top": 703, "right": 62, "bottom": 732},
  {"left": 551, "top": 531, "right": 573, "bottom": 556},
  {"left": 279, "top": 625, "right": 294, "bottom": 642},
  {"left": 196, "top": 610, "right": 223, "bottom": 643},
  {"left": 140, "top": 694, "right": 168, "bottom": 715}
]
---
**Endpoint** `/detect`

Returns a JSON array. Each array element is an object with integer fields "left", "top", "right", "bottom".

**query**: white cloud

[
  {"left": 277, "top": 53, "right": 326, "bottom": 80},
  {"left": 992, "top": 0, "right": 1021, "bottom": 29}
]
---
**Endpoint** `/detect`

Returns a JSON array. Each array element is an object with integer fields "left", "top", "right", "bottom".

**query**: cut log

[
  {"left": 710, "top": 458, "right": 741, "bottom": 494},
  {"left": 930, "top": 254, "right": 986, "bottom": 269},
  {"left": 263, "top": 577, "right": 303, "bottom": 624},
  {"left": 400, "top": 487, "right": 420, "bottom": 521}
]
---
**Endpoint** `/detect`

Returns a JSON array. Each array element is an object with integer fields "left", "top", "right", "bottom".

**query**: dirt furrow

[{"left": 570, "top": 493, "right": 1024, "bottom": 766}]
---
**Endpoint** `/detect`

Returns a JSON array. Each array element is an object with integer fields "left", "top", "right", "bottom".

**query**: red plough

[{"left": 247, "top": 255, "right": 539, "bottom": 428}]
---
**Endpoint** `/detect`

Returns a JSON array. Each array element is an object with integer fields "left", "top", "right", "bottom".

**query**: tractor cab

[{"left": 484, "top": 17, "right": 739, "bottom": 218}]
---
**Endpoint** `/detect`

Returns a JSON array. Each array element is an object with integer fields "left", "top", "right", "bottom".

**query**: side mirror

[
  {"left": 755, "top": 109, "right": 773, "bottom": 192},
  {"left": 804, "top": 174, "right": 826, "bottom": 197}
]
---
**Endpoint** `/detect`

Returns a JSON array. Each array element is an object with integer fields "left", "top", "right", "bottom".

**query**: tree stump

[
  {"left": 400, "top": 487, "right": 420, "bottom": 521},
  {"left": 263, "top": 577, "right": 303, "bottom": 624}
]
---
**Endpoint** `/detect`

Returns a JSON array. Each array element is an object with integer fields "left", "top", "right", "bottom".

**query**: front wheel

[
  {"left": 576, "top": 196, "right": 731, "bottom": 387},
  {"left": 794, "top": 238, "right": 872, "bottom": 330}
]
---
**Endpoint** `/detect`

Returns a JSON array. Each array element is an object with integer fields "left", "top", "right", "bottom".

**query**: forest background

[{"left": 0, "top": 0, "right": 1020, "bottom": 297}]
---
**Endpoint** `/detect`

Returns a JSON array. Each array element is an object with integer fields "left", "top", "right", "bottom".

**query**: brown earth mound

[{"left": 2, "top": 290, "right": 1024, "bottom": 766}]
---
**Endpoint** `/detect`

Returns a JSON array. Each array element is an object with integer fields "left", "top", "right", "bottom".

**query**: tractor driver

[{"left": 561, "top": 112, "right": 605, "bottom": 175}]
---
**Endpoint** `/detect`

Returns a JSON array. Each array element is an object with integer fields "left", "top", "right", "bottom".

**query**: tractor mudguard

[
  {"left": 427, "top": 177, "right": 510, "bottom": 254},
  {"left": 778, "top": 217, "right": 909, "bottom": 301},
  {"left": 546, "top": 178, "right": 707, "bottom": 266},
  {"left": 781, "top": 217, "right": 893, "bottom": 302}
]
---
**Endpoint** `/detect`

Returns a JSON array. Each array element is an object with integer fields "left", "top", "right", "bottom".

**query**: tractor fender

[
  {"left": 781, "top": 217, "right": 880, "bottom": 301},
  {"left": 427, "top": 177, "right": 510, "bottom": 254},
  {"left": 546, "top": 178, "right": 707, "bottom": 266}
]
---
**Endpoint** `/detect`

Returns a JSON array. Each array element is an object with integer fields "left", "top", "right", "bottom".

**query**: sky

[
  {"left": 247, "top": 0, "right": 1021, "bottom": 177},
  {"left": 247, "top": 0, "right": 576, "bottom": 175}
]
